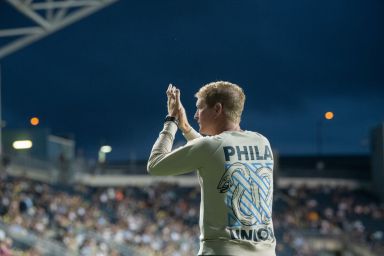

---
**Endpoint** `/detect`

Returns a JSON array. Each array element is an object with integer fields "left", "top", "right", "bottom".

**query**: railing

[
  {"left": 10, "top": 154, "right": 54, "bottom": 171},
  {"left": 0, "top": 221, "right": 147, "bottom": 256},
  {"left": 6, "top": 154, "right": 59, "bottom": 183},
  {"left": 289, "top": 230, "right": 378, "bottom": 256},
  {"left": 5, "top": 154, "right": 93, "bottom": 184},
  {"left": 0, "top": 221, "right": 72, "bottom": 256}
]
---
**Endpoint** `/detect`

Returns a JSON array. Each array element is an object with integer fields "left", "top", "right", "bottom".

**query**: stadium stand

[
  {"left": 1, "top": 165, "right": 383, "bottom": 256},
  {"left": 0, "top": 140, "right": 383, "bottom": 256}
]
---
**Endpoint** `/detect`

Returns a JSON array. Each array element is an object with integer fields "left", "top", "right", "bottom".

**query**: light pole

[
  {"left": 316, "top": 112, "right": 334, "bottom": 155},
  {"left": 98, "top": 145, "right": 112, "bottom": 164}
]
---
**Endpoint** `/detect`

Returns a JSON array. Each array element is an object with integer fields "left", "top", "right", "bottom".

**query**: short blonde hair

[{"left": 195, "top": 81, "right": 245, "bottom": 123}]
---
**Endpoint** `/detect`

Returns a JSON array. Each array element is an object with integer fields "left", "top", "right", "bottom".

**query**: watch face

[{"left": 166, "top": 116, "right": 175, "bottom": 121}]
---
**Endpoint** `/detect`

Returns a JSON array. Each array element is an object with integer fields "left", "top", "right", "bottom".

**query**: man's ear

[{"left": 214, "top": 102, "right": 223, "bottom": 115}]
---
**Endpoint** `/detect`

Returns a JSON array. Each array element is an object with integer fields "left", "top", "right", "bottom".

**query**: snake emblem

[{"left": 217, "top": 162, "right": 273, "bottom": 226}]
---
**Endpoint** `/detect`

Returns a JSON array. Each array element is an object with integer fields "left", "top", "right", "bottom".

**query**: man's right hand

[
  {"left": 174, "top": 87, "right": 192, "bottom": 134},
  {"left": 166, "top": 84, "right": 179, "bottom": 117}
]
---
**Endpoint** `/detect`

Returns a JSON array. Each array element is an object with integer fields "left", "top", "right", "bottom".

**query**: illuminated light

[
  {"left": 30, "top": 117, "right": 40, "bottom": 126},
  {"left": 12, "top": 140, "right": 33, "bottom": 149},
  {"left": 100, "top": 145, "right": 112, "bottom": 153},
  {"left": 324, "top": 111, "right": 334, "bottom": 120}
]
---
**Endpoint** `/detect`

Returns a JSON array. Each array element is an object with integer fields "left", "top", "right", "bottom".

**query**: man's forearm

[{"left": 147, "top": 121, "right": 178, "bottom": 173}]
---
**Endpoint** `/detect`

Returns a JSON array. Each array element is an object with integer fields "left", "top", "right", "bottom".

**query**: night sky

[{"left": 1, "top": 0, "right": 383, "bottom": 161}]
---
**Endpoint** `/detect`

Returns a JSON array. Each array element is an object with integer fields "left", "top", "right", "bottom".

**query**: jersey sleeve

[
  {"left": 147, "top": 122, "right": 218, "bottom": 176},
  {"left": 182, "top": 127, "right": 202, "bottom": 141}
]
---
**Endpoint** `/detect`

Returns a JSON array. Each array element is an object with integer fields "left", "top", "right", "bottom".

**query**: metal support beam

[{"left": 0, "top": 0, "right": 119, "bottom": 60}]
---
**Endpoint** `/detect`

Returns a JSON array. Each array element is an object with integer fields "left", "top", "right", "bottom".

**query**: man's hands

[
  {"left": 166, "top": 84, "right": 180, "bottom": 117},
  {"left": 166, "top": 84, "right": 192, "bottom": 134}
]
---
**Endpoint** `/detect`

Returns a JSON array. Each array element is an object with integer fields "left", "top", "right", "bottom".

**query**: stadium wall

[{"left": 77, "top": 174, "right": 369, "bottom": 189}]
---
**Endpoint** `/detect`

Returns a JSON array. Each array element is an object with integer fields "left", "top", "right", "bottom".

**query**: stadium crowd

[
  {"left": 274, "top": 186, "right": 384, "bottom": 255},
  {"left": 0, "top": 172, "right": 383, "bottom": 256}
]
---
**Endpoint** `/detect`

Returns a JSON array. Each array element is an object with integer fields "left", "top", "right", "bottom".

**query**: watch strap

[{"left": 164, "top": 115, "right": 179, "bottom": 126}]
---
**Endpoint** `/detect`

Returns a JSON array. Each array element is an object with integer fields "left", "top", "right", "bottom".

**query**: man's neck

[{"left": 215, "top": 121, "right": 241, "bottom": 134}]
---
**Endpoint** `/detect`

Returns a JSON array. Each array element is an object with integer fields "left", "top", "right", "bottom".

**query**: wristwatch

[{"left": 164, "top": 115, "right": 179, "bottom": 126}]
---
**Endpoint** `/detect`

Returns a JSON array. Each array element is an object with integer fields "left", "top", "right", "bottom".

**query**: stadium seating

[{"left": 0, "top": 174, "right": 383, "bottom": 256}]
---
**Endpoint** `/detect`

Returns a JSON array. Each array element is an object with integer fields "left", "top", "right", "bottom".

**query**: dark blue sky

[{"left": 1, "top": 0, "right": 383, "bottom": 161}]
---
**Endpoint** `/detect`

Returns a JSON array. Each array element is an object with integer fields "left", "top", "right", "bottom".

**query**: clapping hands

[{"left": 166, "top": 84, "right": 192, "bottom": 133}]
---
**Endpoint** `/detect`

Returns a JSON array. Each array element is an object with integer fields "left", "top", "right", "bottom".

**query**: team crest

[{"left": 217, "top": 162, "right": 273, "bottom": 227}]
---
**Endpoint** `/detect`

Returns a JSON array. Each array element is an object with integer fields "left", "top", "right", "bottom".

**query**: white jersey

[{"left": 148, "top": 122, "right": 276, "bottom": 256}]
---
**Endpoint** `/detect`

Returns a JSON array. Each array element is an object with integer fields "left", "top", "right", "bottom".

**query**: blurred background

[{"left": 0, "top": 0, "right": 383, "bottom": 255}]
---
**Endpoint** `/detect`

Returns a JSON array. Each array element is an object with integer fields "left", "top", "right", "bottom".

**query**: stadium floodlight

[
  {"left": 324, "top": 111, "right": 334, "bottom": 120},
  {"left": 12, "top": 140, "right": 33, "bottom": 149},
  {"left": 98, "top": 145, "right": 112, "bottom": 163},
  {"left": 100, "top": 145, "right": 112, "bottom": 153},
  {"left": 30, "top": 117, "right": 40, "bottom": 126}
]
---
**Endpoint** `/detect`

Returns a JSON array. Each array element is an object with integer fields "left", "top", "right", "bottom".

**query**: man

[{"left": 147, "top": 81, "right": 276, "bottom": 256}]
